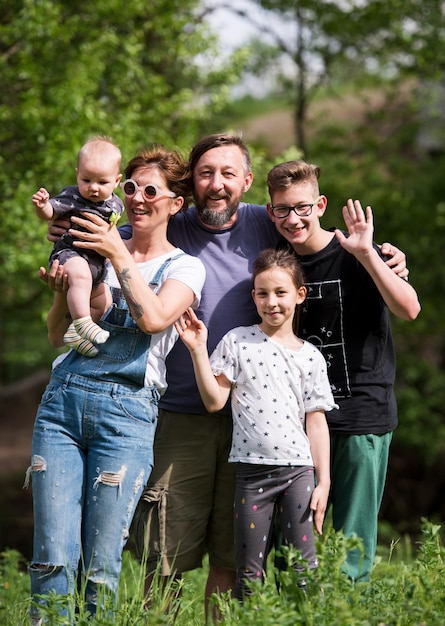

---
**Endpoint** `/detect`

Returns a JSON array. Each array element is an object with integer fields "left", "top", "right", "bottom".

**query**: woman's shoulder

[
  {"left": 170, "top": 247, "right": 205, "bottom": 270},
  {"left": 167, "top": 249, "right": 206, "bottom": 291}
]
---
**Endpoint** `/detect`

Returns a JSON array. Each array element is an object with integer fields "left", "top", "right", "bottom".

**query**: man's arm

[
  {"left": 380, "top": 242, "right": 409, "bottom": 280},
  {"left": 47, "top": 216, "right": 71, "bottom": 242},
  {"left": 335, "top": 199, "right": 420, "bottom": 321}
]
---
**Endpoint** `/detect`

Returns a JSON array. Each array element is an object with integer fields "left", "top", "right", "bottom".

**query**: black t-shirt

[{"left": 291, "top": 231, "right": 397, "bottom": 435}]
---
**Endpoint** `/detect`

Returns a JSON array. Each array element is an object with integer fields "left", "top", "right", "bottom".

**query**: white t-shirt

[
  {"left": 210, "top": 325, "right": 337, "bottom": 466},
  {"left": 53, "top": 248, "right": 205, "bottom": 392}
]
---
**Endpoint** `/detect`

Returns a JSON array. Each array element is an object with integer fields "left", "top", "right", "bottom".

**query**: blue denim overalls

[{"left": 29, "top": 255, "right": 182, "bottom": 623}]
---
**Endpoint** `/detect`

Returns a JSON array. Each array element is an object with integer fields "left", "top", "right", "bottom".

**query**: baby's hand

[{"left": 32, "top": 187, "right": 50, "bottom": 210}]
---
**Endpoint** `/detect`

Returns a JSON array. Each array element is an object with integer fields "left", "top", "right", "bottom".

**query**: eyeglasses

[
  {"left": 120, "top": 179, "right": 176, "bottom": 201},
  {"left": 270, "top": 196, "right": 321, "bottom": 219}
]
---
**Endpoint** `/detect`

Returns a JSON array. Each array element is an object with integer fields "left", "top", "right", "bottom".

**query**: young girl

[{"left": 175, "top": 247, "right": 337, "bottom": 600}]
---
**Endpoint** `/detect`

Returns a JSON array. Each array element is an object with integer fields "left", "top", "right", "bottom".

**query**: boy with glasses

[{"left": 267, "top": 159, "right": 420, "bottom": 582}]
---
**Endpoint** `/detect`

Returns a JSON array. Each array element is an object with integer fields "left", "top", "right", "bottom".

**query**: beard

[{"left": 195, "top": 194, "right": 241, "bottom": 227}]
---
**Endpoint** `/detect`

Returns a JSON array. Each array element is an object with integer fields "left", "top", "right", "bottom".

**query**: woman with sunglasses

[{"left": 27, "top": 145, "right": 206, "bottom": 623}]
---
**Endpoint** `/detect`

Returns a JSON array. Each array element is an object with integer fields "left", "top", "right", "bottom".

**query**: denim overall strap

[
  {"left": 55, "top": 254, "right": 185, "bottom": 388},
  {"left": 149, "top": 253, "right": 185, "bottom": 287}
]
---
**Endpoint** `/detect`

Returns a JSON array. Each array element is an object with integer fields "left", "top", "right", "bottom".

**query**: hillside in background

[{"left": 236, "top": 81, "right": 416, "bottom": 156}]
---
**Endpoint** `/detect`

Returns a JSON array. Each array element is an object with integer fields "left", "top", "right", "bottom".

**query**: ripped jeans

[{"left": 27, "top": 372, "right": 158, "bottom": 622}]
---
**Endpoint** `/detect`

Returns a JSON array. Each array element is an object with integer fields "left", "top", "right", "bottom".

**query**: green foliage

[
  {"left": 0, "top": 0, "right": 245, "bottom": 384},
  {"left": 2, "top": 521, "right": 444, "bottom": 625},
  {"left": 0, "top": 550, "right": 29, "bottom": 624},
  {"left": 232, "top": 0, "right": 445, "bottom": 153},
  {"left": 208, "top": 94, "right": 290, "bottom": 131}
]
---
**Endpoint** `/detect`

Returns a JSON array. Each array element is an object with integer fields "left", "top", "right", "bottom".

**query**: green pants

[{"left": 330, "top": 432, "right": 392, "bottom": 582}]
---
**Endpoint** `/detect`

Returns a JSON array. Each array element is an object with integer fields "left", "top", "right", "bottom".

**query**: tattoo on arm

[{"left": 116, "top": 268, "right": 144, "bottom": 320}]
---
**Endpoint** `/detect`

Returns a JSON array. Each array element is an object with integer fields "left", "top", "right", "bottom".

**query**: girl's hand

[
  {"left": 310, "top": 482, "right": 330, "bottom": 535},
  {"left": 175, "top": 307, "right": 208, "bottom": 351},
  {"left": 69, "top": 212, "right": 124, "bottom": 259}
]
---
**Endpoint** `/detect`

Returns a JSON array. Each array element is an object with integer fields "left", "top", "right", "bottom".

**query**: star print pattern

[
  {"left": 51, "top": 185, "right": 124, "bottom": 221},
  {"left": 210, "top": 325, "right": 337, "bottom": 465}
]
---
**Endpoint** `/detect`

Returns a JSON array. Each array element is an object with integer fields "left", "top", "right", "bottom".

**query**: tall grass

[{"left": 1, "top": 520, "right": 444, "bottom": 625}]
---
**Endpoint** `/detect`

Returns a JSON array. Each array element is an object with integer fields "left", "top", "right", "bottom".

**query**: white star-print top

[{"left": 210, "top": 325, "right": 337, "bottom": 466}]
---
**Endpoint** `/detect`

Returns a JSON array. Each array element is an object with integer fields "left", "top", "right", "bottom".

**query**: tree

[
  {"left": 214, "top": 0, "right": 445, "bottom": 154},
  {"left": 0, "top": 0, "right": 246, "bottom": 384}
]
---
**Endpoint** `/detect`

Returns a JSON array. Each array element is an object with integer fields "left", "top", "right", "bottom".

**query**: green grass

[{"left": 1, "top": 520, "right": 444, "bottom": 625}]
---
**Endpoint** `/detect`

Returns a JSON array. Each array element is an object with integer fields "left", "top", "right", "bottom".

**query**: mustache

[{"left": 206, "top": 193, "right": 230, "bottom": 201}]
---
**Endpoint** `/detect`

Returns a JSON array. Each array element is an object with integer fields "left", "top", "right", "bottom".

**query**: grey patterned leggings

[{"left": 234, "top": 463, "right": 318, "bottom": 600}]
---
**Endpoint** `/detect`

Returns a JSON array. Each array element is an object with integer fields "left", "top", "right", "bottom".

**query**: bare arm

[
  {"left": 38, "top": 260, "right": 70, "bottom": 346},
  {"left": 306, "top": 410, "right": 331, "bottom": 535},
  {"left": 47, "top": 293, "right": 71, "bottom": 348},
  {"left": 32, "top": 187, "right": 54, "bottom": 221},
  {"left": 175, "top": 308, "right": 232, "bottom": 412},
  {"left": 68, "top": 212, "right": 197, "bottom": 334},
  {"left": 335, "top": 200, "right": 420, "bottom": 321}
]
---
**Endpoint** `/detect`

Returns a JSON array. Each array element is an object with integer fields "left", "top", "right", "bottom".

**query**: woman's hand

[
  {"left": 69, "top": 212, "right": 125, "bottom": 260},
  {"left": 38, "top": 259, "right": 69, "bottom": 293}
]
